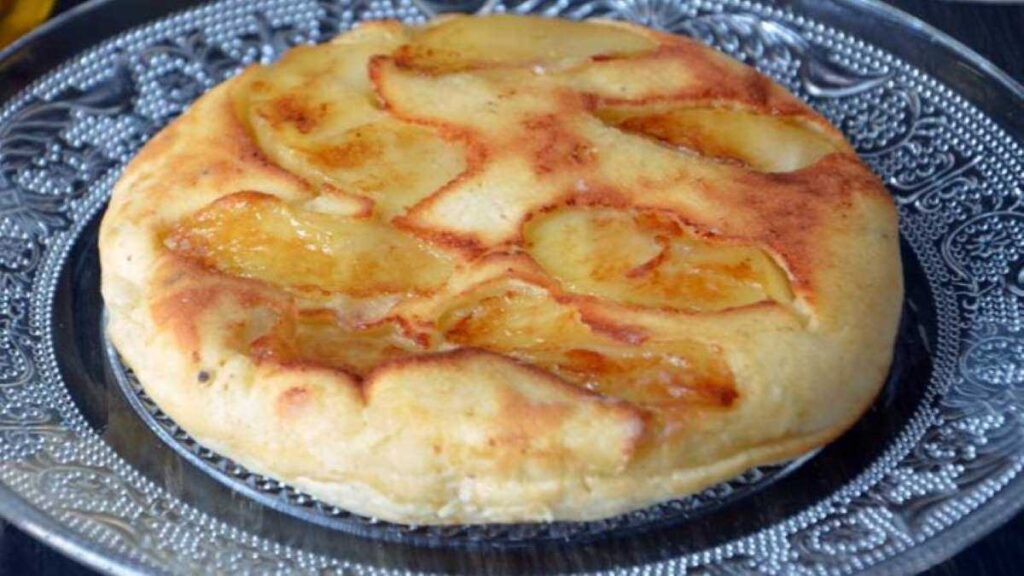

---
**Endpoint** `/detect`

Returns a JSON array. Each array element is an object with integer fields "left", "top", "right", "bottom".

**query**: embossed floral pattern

[{"left": 0, "top": 0, "right": 1020, "bottom": 573}]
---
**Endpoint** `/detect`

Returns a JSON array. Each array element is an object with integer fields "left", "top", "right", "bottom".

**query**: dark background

[{"left": 0, "top": 0, "right": 1021, "bottom": 574}]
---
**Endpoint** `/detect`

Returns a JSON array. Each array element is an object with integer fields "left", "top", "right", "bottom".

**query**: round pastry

[{"left": 99, "top": 14, "right": 903, "bottom": 524}]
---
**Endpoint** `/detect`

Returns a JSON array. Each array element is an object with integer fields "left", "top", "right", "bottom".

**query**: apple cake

[{"left": 99, "top": 15, "right": 903, "bottom": 524}]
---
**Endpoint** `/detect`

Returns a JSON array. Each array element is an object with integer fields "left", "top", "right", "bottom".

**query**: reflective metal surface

[{"left": 0, "top": 0, "right": 1021, "bottom": 573}]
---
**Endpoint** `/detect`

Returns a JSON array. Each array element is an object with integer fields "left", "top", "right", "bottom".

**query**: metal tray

[{"left": 0, "top": 0, "right": 1021, "bottom": 573}]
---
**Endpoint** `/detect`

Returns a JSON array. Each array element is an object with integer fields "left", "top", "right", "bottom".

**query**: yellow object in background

[{"left": 0, "top": 0, "right": 56, "bottom": 49}]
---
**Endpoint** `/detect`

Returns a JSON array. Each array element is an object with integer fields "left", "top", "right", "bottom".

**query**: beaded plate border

[{"left": 0, "top": 0, "right": 1022, "bottom": 573}]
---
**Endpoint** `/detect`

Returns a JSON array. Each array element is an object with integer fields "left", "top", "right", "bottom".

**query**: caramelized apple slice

[
  {"left": 598, "top": 106, "right": 847, "bottom": 172},
  {"left": 558, "top": 53, "right": 704, "bottom": 102},
  {"left": 439, "top": 282, "right": 737, "bottom": 409},
  {"left": 239, "top": 26, "right": 464, "bottom": 216},
  {"left": 165, "top": 192, "right": 453, "bottom": 296},
  {"left": 373, "top": 58, "right": 630, "bottom": 246},
  {"left": 440, "top": 281, "right": 596, "bottom": 348},
  {"left": 238, "top": 22, "right": 408, "bottom": 127},
  {"left": 252, "top": 310, "right": 425, "bottom": 376},
  {"left": 241, "top": 33, "right": 399, "bottom": 142},
  {"left": 533, "top": 347, "right": 736, "bottom": 409},
  {"left": 524, "top": 206, "right": 792, "bottom": 311},
  {"left": 266, "top": 119, "right": 466, "bottom": 218},
  {"left": 397, "top": 15, "right": 656, "bottom": 73}
]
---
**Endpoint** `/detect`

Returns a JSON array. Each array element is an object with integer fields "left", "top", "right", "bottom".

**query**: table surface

[{"left": 1, "top": 0, "right": 1022, "bottom": 574}]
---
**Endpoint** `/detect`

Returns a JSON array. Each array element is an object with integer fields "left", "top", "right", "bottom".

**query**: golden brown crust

[{"left": 100, "top": 15, "right": 902, "bottom": 524}]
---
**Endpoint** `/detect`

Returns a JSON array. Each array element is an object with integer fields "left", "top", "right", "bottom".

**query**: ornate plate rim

[{"left": 0, "top": 0, "right": 1019, "bottom": 574}]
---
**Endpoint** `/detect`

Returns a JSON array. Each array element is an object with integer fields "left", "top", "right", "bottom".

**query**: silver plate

[{"left": 0, "top": 0, "right": 1022, "bottom": 573}]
